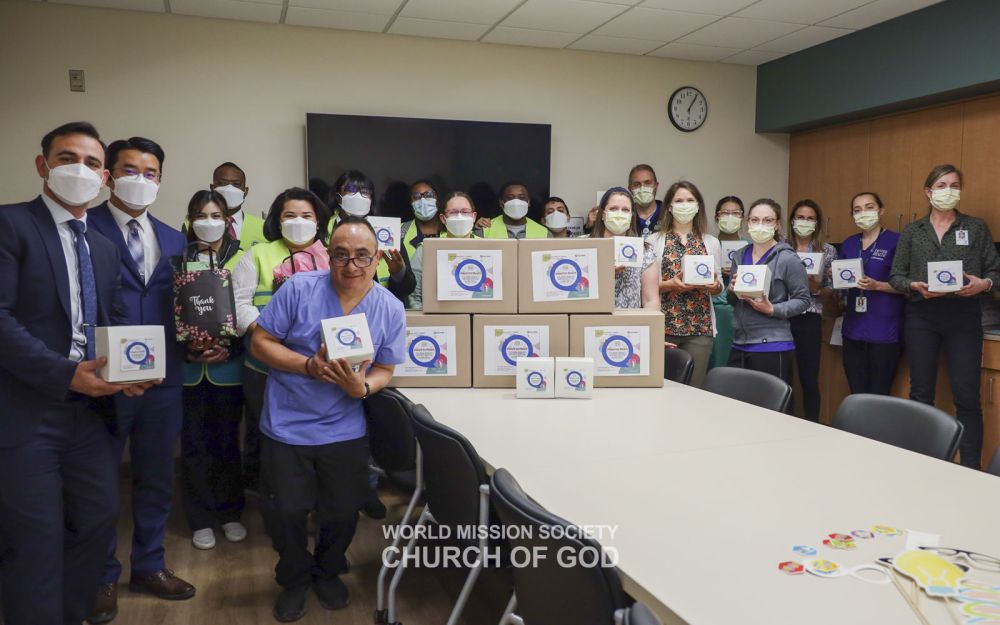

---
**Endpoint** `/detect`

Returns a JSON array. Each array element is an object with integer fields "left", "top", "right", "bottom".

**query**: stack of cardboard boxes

[{"left": 390, "top": 237, "right": 665, "bottom": 391}]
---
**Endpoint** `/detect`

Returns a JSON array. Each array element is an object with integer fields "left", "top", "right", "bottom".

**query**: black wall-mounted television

[{"left": 306, "top": 113, "right": 551, "bottom": 221}]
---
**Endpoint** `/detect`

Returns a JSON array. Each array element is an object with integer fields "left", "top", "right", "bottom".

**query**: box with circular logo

[
  {"left": 515, "top": 357, "right": 555, "bottom": 399},
  {"left": 421, "top": 239, "right": 518, "bottom": 314},
  {"left": 720, "top": 240, "right": 748, "bottom": 268},
  {"left": 613, "top": 236, "right": 644, "bottom": 268},
  {"left": 389, "top": 313, "right": 471, "bottom": 388},
  {"left": 472, "top": 314, "right": 569, "bottom": 388},
  {"left": 518, "top": 238, "right": 614, "bottom": 314},
  {"left": 796, "top": 252, "right": 824, "bottom": 276},
  {"left": 569, "top": 311, "right": 665, "bottom": 387},
  {"left": 321, "top": 312, "right": 374, "bottom": 366},
  {"left": 554, "top": 357, "right": 594, "bottom": 399},
  {"left": 95, "top": 325, "right": 166, "bottom": 383},
  {"left": 733, "top": 265, "right": 772, "bottom": 300},
  {"left": 366, "top": 216, "right": 402, "bottom": 252},
  {"left": 832, "top": 258, "right": 864, "bottom": 290},
  {"left": 928, "top": 260, "right": 963, "bottom": 293},
  {"left": 682, "top": 254, "right": 716, "bottom": 286}
]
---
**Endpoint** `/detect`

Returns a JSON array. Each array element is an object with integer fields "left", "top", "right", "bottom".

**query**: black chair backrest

[
  {"left": 663, "top": 348, "right": 694, "bottom": 385},
  {"left": 987, "top": 448, "right": 1000, "bottom": 477},
  {"left": 410, "top": 404, "right": 489, "bottom": 529},
  {"left": 702, "top": 366, "right": 792, "bottom": 413},
  {"left": 490, "top": 468, "right": 626, "bottom": 625},
  {"left": 364, "top": 389, "right": 417, "bottom": 473},
  {"left": 832, "top": 394, "right": 963, "bottom": 461}
]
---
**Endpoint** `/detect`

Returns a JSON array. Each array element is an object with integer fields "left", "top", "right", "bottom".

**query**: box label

[
  {"left": 437, "top": 250, "right": 503, "bottom": 301},
  {"left": 584, "top": 326, "right": 650, "bottom": 376},
  {"left": 120, "top": 338, "right": 156, "bottom": 372},
  {"left": 561, "top": 367, "right": 588, "bottom": 392},
  {"left": 367, "top": 216, "right": 402, "bottom": 251},
  {"left": 613, "top": 236, "right": 644, "bottom": 268},
  {"left": 400, "top": 326, "right": 456, "bottom": 377},
  {"left": 531, "top": 248, "right": 599, "bottom": 302},
  {"left": 484, "top": 325, "right": 550, "bottom": 376}
]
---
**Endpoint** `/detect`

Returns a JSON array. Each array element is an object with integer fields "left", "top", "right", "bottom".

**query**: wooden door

[
  {"left": 961, "top": 94, "right": 1000, "bottom": 235},
  {"left": 907, "top": 104, "right": 965, "bottom": 221},
  {"left": 868, "top": 114, "right": 913, "bottom": 234}
]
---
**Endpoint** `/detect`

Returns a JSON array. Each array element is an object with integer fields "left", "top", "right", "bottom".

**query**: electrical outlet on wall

[{"left": 69, "top": 69, "right": 85, "bottom": 92}]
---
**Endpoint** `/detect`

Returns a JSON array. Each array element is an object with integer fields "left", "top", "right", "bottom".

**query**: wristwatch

[{"left": 361, "top": 381, "right": 371, "bottom": 400}]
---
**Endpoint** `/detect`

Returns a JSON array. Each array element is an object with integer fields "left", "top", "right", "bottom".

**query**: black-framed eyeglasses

[
  {"left": 411, "top": 191, "right": 437, "bottom": 200},
  {"left": 341, "top": 184, "right": 373, "bottom": 199},
  {"left": 918, "top": 546, "right": 1000, "bottom": 571},
  {"left": 332, "top": 254, "right": 375, "bottom": 268}
]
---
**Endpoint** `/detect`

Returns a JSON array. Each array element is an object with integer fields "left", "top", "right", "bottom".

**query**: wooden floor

[{"left": 110, "top": 478, "right": 511, "bottom": 625}]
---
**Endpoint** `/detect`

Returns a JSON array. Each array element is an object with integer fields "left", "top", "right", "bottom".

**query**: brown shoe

[
  {"left": 87, "top": 583, "right": 118, "bottom": 624},
  {"left": 128, "top": 569, "right": 196, "bottom": 600}
]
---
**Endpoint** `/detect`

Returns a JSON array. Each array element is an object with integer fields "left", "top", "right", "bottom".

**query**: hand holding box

[
  {"left": 96, "top": 325, "right": 167, "bottom": 383},
  {"left": 928, "top": 260, "right": 963, "bottom": 293},
  {"left": 683, "top": 255, "right": 715, "bottom": 286},
  {"left": 321, "top": 313, "right": 374, "bottom": 366},
  {"left": 832, "top": 259, "right": 863, "bottom": 289},
  {"left": 733, "top": 265, "right": 771, "bottom": 300}
]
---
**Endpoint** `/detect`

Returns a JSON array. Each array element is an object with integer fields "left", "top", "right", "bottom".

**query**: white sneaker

[
  {"left": 222, "top": 521, "right": 247, "bottom": 543},
  {"left": 192, "top": 528, "right": 216, "bottom": 550}
]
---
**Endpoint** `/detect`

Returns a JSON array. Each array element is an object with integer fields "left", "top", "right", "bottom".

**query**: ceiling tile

[
  {"left": 639, "top": 0, "right": 757, "bottom": 16},
  {"left": 820, "top": 0, "right": 942, "bottom": 29},
  {"left": 595, "top": 7, "right": 717, "bottom": 41},
  {"left": 481, "top": 26, "right": 580, "bottom": 48},
  {"left": 675, "top": 16, "right": 802, "bottom": 48},
  {"left": 49, "top": 0, "right": 167, "bottom": 11},
  {"left": 501, "top": 0, "right": 630, "bottom": 35},
  {"left": 569, "top": 33, "right": 664, "bottom": 54},
  {"left": 288, "top": 0, "right": 403, "bottom": 14},
  {"left": 754, "top": 24, "right": 852, "bottom": 53},
  {"left": 388, "top": 17, "right": 490, "bottom": 40},
  {"left": 399, "top": 0, "right": 524, "bottom": 24},
  {"left": 734, "top": 0, "right": 871, "bottom": 25},
  {"left": 721, "top": 49, "right": 784, "bottom": 65},
  {"left": 283, "top": 6, "right": 391, "bottom": 30},
  {"left": 647, "top": 41, "right": 742, "bottom": 61},
  {"left": 170, "top": 0, "right": 282, "bottom": 23}
]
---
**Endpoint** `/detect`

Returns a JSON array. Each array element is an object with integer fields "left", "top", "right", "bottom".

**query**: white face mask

[
  {"left": 112, "top": 175, "right": 159, "bottom": 211},
  {"left": 671, "top": 201, "right": 699, "bottom": 225},
  {"left": 45, "top": 162, "right": 104, "bottom": 206},
  {"left": 748, "top": 224, "right": 776, "bottom": 244},
  {"left": 792, "top": 219, "right": 817, "bottom": 237},
  {"left": 853, "top": 210, "right": 880, "bottom": 231},
  {"left": 411, "top": 197, "right": 438, "bottom": 222},
  {"left": 718, "top": 215, "right": 742, "bottom": 234},
  {"left": 281, "top": 217, "right": 317, "bottom": 245},
  {"left": 192, "top": 217, "right": 226, "bottom": 243},
  {"left": 445, "top": 215, "right": 474, "bottom": 237},
  {"left": 604, "top": 211, "right": 632, "bottom": 235},
  {"left": 503, "top": 198, "right": 529, "bottom": 220},
  {"left": 214, "top": 184, "right": 246, "bottom": 211},
  {"left": 930, "top": 188, "right": 960, "bottom": 211},
  {"left": 340, "top": 192, "right": 372, "bottom": 217},
  {"left": 545, "top": 211, "right": 569, "bottom": 231},
  {"left": 632, "top": 186, "right": 655, "bottom": 206}
]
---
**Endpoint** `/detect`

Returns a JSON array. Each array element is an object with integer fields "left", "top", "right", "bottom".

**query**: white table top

[{"left": 398, "top": 383, "right": 1000, "bottom": 625}]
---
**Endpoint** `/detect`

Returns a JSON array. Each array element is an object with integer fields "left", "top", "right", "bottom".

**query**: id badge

[
  {"left": 855, "top": 296, "right": 867, "bottom": 313},
  {"left": 956, "top": 230, "right": 969, "bottom": 246}
]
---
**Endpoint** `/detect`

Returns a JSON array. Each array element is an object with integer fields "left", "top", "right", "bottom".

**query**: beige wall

[{"left": 0, "top": 1, "right": 788, "bottom": 229}]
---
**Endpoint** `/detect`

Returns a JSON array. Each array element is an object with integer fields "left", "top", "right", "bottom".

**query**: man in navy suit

[
  {"left": 86, "top": 137, "right": 193, "bottom": 622},
  {"left": 0, "top": 122, "right": 156, "bottom": 625}
]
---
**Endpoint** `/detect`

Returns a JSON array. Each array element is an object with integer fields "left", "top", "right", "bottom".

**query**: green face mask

[
  {"left": 718, "top": 215, "right": 742, "bottom": 234},
  {"left": 632, "top": 186, "right": 655, "bottom": 206},
  {"left": 748, "top": 224, "right": 776, "bottom": 244}
]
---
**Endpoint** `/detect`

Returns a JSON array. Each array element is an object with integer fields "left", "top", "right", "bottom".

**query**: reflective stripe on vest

[{"left": 251, "top": 239, "right": 292, "bottom": 308}]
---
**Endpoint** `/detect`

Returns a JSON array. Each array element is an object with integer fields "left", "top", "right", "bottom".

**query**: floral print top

[{"left": 659, "top": 232, "right": 713, "bottom": 336}]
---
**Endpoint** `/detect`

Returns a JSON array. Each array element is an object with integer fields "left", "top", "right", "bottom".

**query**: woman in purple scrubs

[{"left": 838, "top": 192, "right": 905, "bottom": 395}]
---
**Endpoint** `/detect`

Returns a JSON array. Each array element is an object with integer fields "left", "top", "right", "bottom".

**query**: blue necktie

[
  {"left": 127, "top": 219, "right": 145, "bottom": 284},
  {"left": 67, "top": 220, "right": 97, "bottom": 361}
]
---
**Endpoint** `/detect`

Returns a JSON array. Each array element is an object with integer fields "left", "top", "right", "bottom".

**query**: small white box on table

[
  {"left": 554, "top": 357, "right": 594, "bottom": 399},
  {"left": 515, "top": 357, "right": 555, "bottom": 399}
]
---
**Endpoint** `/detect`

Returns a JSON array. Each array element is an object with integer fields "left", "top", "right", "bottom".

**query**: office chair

[
  {"left": 702, "top": 366, "right": 793, "bottom": 413},
  {"left": 663, "top": 348, "right": 694, "bottom": 385},
  {"left": 832, "top": 393, "right": 964, "bottom": 461}
]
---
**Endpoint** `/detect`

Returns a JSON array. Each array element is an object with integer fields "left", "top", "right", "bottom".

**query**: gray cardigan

[{"left": 728, "top": 242, "right": 811, "bottom": 347}]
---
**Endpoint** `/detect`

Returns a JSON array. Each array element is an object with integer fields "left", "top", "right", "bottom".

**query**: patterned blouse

[
  {"left": 615, "top": 245, "right": 657, "bottom": 309},
  {"left": 798, "top": 241, "right": 837, "bottom": 315},
  {"left": 660, "top": 233, "right": 713, "bottom": 336}
]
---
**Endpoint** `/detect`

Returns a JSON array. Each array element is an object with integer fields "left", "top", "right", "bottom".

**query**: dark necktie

[
  {"left": 67, "top": 220, "right": 97, "bottom": 361},
  {"left": 226, "top": 217, "right": 238, "bottom": 242},
  {"left": 127, "top": 219, "right": 146, "bottom": 283}
]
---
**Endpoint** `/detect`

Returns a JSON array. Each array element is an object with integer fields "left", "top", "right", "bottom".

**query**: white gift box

[
  {"left": 367, "top": 216, "right": 402, "bottom": 251},
  {"left": 96, "top": 325, "right": 166, "bottom": 383},
  {"left": 832, "top": 258, "right": 864, "bottom": 289},
  {"left": 797, "top": 252, "right": 824, "bottom": 276},
  {"left": 683, "top": 255, "right": 715, "bottom": 286},
  {"left": 515, "top": 357, "right": 555, "bottom": 399},
  {"left": 321, "top": 312, "right": 375, "bottom": 366},
  {"left": 928, "top": 260, "right": 963, "bottom": 293},
  {"left": 733, "top": 265, "right": 771, "bottom": 299},
  {"left": 613, "top": 236, "right": 644, "bottom": 268},
  {"left": 554, "top": 357, "right": 594, "bottom": 399},
  {"left": 720, "top": 240, "right": 748, "bottom": 268}
]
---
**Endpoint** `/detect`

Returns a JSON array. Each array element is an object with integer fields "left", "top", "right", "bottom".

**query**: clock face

[{"left": 669, "top": 86, "right": 707, "bottom": 132}]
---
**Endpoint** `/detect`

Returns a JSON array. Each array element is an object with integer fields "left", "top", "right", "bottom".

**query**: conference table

[{"left": 398, "top": 382, "right": 1000, "bottom": 625}]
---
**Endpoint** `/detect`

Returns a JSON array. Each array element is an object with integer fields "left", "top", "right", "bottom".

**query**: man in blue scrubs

[{"left": 251, "top": 216, "right": 405, "bottom": 622}]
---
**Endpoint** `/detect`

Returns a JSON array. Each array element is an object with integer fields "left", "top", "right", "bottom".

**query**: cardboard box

[
  {"left": 422, "top": 238, "right": 518, "bottom": 314},
  {"left": 733, "top": 265, "right": 772, "bottom": 300},
  {"left": 367, "top": 216, "right": 402, "bottom": 251},
  {"left": 516, "top": 357, "right": 555, "bottom": 399},
  {"left": 518, "top": 238, "right": 615, "bottom": 314},
  {"left": 554, "top": 357, "right": 594, "bottom": 399},
  {"left": 389, "top": 313, "right": 471, "bottom": 388},
  {"left": 832, "top": 258, "right": 864, "bottom": 289},
  {"left": 613, "top": 236, "right": 644, "bottom": 268},
  {"left": 569, "top": 311, "right": 665, "bottom": 388},
  {"left": 96, "top": 325, "right": 166, "bottom": 383},
  {"left": 720, "top": 240, "right": 748, "bottom": 268},
  {"left": 683, "top": 255, "right": 715, "bottom": 286},
  {"left": 321, "top": 313, "right": 374, "bottom": 365},
  {"left": 928, "top": 260, "right": 963, "bottom": 293},
  {"left": 797, "top": 252, "right": 824, "bottom": 276},
  {"left": 473, "top": 314, "right": 569, "bottom": 388}
]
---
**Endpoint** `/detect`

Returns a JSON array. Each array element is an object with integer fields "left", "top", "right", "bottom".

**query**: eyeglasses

[
  {"left": 444, "top": 210, "right": 474, "bottom": 217},
  {"left": 748, "top": 217, "right": 778, "bottom": 226},
  {"left": 341, "top": 184, "right": 372, "bottom": 198},
  {"left": 411, "top": 191, "right": 437, "bottom": 200},
  {"left": 918, "top": 546, "right": 1000, "bottom": 571},
  {"left": 718, "top": 211, "right": 743, "bottom": 217},
  {"left": 116, "top": 168, "right": 159, "bottom": 182},
  {"left": 332, "top": 254, "right": 375, "bottom": 268}
]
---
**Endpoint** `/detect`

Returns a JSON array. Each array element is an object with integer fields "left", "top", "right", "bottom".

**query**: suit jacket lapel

[
  {"left": 148, "top": 215, "right": 172, "bottom": 280},
  {"left": 28, "top": 197, "right": 72, "bottom": 323},
  {"left": 92, "top": 203, "right": 143, "bottom": 283}
]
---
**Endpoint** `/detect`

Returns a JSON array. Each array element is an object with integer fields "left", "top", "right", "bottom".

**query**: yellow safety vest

[
  {"left": 243, "top": 239, "right": 292, "bottom": 374},
  {"left": 483, "top": 215, "right": 549, "bottom": 239},
  {"left": 239, "top": 212, "right": 267, "bottom": 251},
  {"left": 402, "top": 220, "right": 443, "bottom": 259}
]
